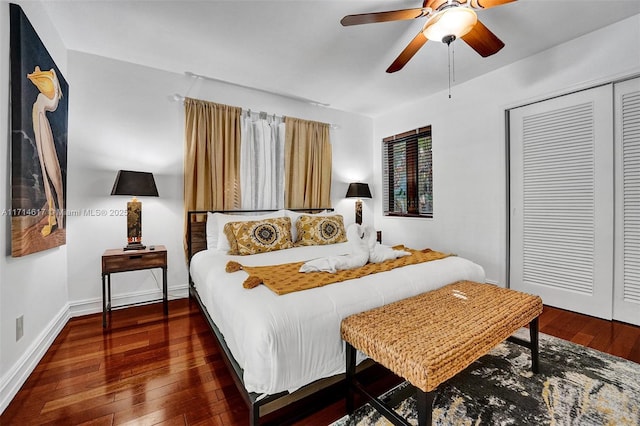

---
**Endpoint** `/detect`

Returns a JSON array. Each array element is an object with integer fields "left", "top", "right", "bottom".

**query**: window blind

[{"left": 382, "top": 126, "right": 432, "bottom": 217}]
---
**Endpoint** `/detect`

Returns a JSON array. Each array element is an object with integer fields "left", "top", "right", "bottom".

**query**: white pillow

[
  {"left": 207, "top": 210, "right": 285, "bottom": 252},
  {"left": 284, "top": 209, "right": 331, "bottom": 242},
  {"left": 205, "top": 212, "right": 223, "bottom": 250}
]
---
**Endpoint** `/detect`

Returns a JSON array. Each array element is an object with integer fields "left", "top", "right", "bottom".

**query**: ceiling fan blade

[
  {"left": 461, "top": 20, "right": 505, "bottom": 57},
  {"left": 387, "top": 31, "right": 428, "bottom": 73},
  {"left": 341, "top": 8, "right": 428, "bottom": 26},
  {"left": 469, "top": 0, "right": 516, "bottom": 10},
  {"left": 426, "top": 0, "right": 462, "bottom": 9}
]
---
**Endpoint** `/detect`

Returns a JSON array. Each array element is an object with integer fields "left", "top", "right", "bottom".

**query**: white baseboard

[
  {"left": 0, "top": 285, "right": 189, "bottom": 414},
  {"left": 68, "top": 285, "right": 190, "bottom": 317},
  {"left": 486, "top": 278, "right": 501, "bottom": 286},
  {"left": 0, "top": 303, "right": 70, "bottom": 414}
]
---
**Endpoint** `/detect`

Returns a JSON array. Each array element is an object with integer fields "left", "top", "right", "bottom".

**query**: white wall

[
  {"left": 65, "top": 51, "right": 374, "bottom": 313},
  {"left": 65, "top": 52, "right": 186, "bottom": 314},
  {"left": 373, "top": 15, "right": 640, "bottom": 286},
  {"left": 0, "top": 0, "right": 69, "bottom": 412}
]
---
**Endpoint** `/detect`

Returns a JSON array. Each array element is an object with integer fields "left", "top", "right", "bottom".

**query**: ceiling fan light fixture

[{"left": 423, "top": 7, "right": 477, "bottom": 43}]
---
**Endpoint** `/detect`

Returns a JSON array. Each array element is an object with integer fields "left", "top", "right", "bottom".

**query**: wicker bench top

[{"left": 340, "top": 280, "right": 543, "bottom": 392}]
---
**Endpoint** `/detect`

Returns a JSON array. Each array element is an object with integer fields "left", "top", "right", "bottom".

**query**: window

[{"left": 382, "top": 126, "right": 433, "bottom": 218}]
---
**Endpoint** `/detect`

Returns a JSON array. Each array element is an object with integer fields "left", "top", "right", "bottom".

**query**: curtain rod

[
  {"left": 174, "top": 71, "right": 331, "bottom": 107},
  {"left": 242, "top": 109, "right": 339, "bottom": 130},
  {"left": 170, "top": 95, "right": 339, "bottom": 130},
  {"left": 243, "top": 109, "right": 283, "bottom": 121}
]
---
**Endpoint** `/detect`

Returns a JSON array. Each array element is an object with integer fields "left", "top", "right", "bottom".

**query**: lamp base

[
  {"left": 124, "top": 243, "right": 146, "bottom": 251},
  {"left": 125, "top": 198, "right": 144, "bottom": 251},
  {"left": 355, "top": 199, "right": 363, "bottom": 225}
]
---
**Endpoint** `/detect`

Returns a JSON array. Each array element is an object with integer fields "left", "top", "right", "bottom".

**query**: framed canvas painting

[{"left": 9, "top": 3, "right": 68, "bottom": 257}]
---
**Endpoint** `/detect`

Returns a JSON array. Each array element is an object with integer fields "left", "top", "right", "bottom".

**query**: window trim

[{"left": 382, "top": 126, "right": 433, "bottom": 219}]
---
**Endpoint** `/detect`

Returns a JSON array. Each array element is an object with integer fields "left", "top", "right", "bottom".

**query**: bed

[{"left": 187, "top": 209, "right": 486, "bottom": 425}]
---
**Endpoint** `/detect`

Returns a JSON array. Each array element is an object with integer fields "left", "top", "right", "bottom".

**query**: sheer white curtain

[{"left": 240, "top": 112, "right": 285, "bottom": 209}]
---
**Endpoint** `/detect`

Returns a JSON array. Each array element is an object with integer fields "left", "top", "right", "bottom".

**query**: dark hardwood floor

[{"left": 2, "top": 298, "right": 639, "bottom": 426}]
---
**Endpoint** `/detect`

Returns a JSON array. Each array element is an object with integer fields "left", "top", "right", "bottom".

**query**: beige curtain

[
  {"left": 284, "top": 117, "right": 332, "bottom": 209},
  {"left": 184, "top": 98, "right": 241, "bottom": 251}
]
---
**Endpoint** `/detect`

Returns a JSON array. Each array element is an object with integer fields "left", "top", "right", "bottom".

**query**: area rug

[{"left": 331, "top": 330, "right": 640, "bottom": 425}]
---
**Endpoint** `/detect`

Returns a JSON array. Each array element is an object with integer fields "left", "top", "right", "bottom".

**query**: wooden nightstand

[{"left": 101, "top": 245, "right": 167, "bottom": 327}]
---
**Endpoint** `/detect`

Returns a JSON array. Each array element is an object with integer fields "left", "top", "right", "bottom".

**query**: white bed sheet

[{"left": 190, "top": 243, "right": 485, "bottom": 395}]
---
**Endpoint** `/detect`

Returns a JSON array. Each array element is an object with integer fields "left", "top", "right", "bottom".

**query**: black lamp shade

[
  {"left": 345, "top": 182, "right": 371, "bottom": 199},
  {"left": 111, "top": 170, "right": 159, "bottom": 197}
]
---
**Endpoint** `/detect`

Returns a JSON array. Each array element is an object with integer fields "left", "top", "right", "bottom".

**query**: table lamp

[
  {"left": 346, "top": 182, "right": 372, "bottom": 225},
  {"left": 111, "top": 170, "right": 159, "bottom": 250}
]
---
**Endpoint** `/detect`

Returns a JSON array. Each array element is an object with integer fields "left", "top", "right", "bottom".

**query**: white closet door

[
  {"left": 614, "top": 77, "right": 640, "bottom": 326},
  {"left": 510, "top": 85, "right": 614, "bottom": 319}
]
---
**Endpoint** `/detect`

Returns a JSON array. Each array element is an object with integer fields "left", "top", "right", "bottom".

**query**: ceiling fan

[{"left": 341, "top": 0, "right": 516, "bottom": 73}]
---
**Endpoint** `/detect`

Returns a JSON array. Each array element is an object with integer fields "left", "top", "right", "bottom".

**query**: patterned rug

[{"left": 331, "top": 330, "right": 640, "bottom": 425}]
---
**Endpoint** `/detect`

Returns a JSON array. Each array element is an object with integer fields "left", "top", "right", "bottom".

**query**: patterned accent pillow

[
  {"left": 213, "top": 210, "right": 285, "bottom": 251},
  {"left": 285, "top": 209, "right": 331, "bottom": 242},
  {"left": 224, "top": 217, "right": 294, "bottom": 255},
  {"left": 295, "top": 215, "right": 347, "bottom": 246}
]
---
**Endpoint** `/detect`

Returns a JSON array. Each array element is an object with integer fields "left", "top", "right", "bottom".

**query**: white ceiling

[{"left": 42, "top": 0, "right": 640, "bottom": 117}]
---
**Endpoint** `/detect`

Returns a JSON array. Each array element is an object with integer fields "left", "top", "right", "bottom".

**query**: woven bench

[{"left": 340, "top": 280, "right": 543, "bottom": 426}]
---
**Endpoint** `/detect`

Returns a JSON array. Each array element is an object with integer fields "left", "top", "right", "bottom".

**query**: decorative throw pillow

[
  {"left": 215, "top": 210, "right": 285, "bottom": 251},
  {"left": 295, "top": 215, "right": 347, "bottom": 246},
  {"left": 224, "top": 217, "right": 294, "bottom": 255},
  {"left": 285, "top": 209, "right": 330, "bottom": 242}
]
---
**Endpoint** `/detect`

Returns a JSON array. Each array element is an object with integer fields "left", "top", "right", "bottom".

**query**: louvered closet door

[
  {"left": 509, "top": 85, "right": 614, "bottom": 319},
  {"left": 614, "top": 77, "right": 640, "bottom": 326}
]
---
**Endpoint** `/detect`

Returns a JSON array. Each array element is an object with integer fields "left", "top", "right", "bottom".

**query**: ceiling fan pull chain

[
  {"left": 452, "top": 40, "right": 456, "bottom": 83},
  {"left": 447, "top": 39, "right": 453, "bottom": 98}
]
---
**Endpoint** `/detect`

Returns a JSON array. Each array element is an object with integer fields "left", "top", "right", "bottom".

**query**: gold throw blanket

[{"left": 226, "top": 248, "right": 452, "bottom": 295}]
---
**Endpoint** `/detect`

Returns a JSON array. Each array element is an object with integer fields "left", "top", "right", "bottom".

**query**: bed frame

[{"left": 186, "top": 209, "right": 372, "bottom": 425}]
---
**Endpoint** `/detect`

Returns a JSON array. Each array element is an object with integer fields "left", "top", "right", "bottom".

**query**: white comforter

[{"left": 190, "top": 243, "right": 485, "bottom": 395}]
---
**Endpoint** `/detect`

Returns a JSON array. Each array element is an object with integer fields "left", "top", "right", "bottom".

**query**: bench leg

[
  {"left": 529, "top": 316, "right": 539, "bottom": 374},
  {"left": 416, "top": 389, "right": 436, "bottom": 426},
  {"left": 345, "top": 342, "right": 356, "bottom": 415}
]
